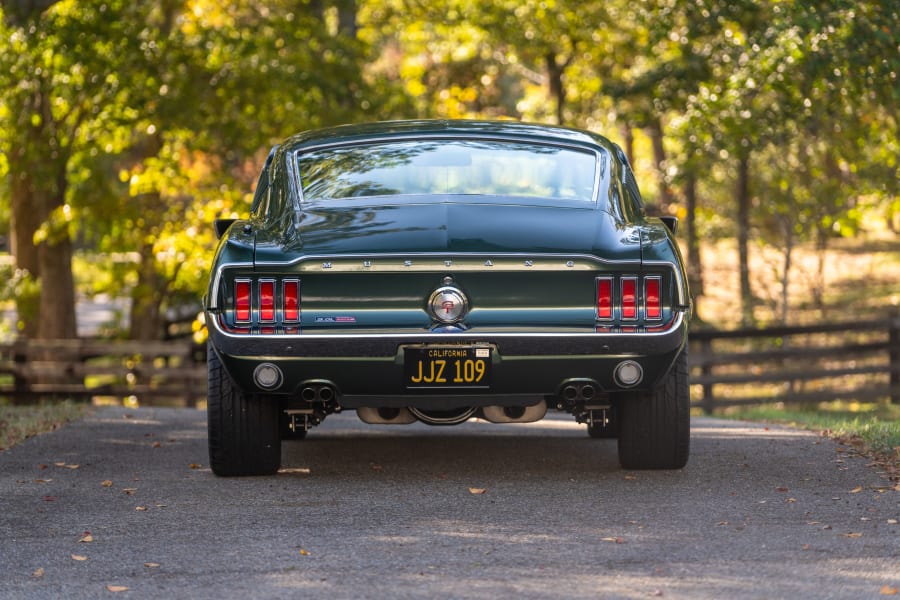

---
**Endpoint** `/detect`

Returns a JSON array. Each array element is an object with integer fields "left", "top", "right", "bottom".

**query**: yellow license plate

[{"left": 404, "top": 346, "right": 491, "bottom": 389}]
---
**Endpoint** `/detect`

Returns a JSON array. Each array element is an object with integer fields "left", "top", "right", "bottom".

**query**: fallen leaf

[
  {"left": 786, "top": 498, "right": 797, "bottom": 503},
  {"left": 101, "top": 480, "right": 113, "bottom": 488},
  {"left": 152, "top": 442, "right": 161, "bottom": 448},
  {"left": 38, "top": 464, "right": 48, "bottom": 470},
  {"left": 188, "top": 463, "right": 202, "bottom": 469},
  {"left": 468, "top": 487, "right": 487, "bottom": 495},
  {"left": 601, "top": 537, "right": 625, "bottom": 544},
  {"left": 54, "top": 462, "right": 65, "bottom": 467},
  {"left": 122, "top": 488, "right": 137, "bottom": 496},
  {"left": 888, "top": 519, "right": 898, "bottom": 525},
  {"left": 31, "top": 568, "right": 44, "bottom": 578},
  {"left": 801, "top": 544, "right": 810, "bottom": 551},
  {"left": 624, "top": 475, "right": 637, "bottom": 480},
  {"left": 78, "top": 533, "right": 93, "bottom": 543},
  {"left": 106, "top": 585, "right": 129, "bottom": 593},
  {"left": 843, "top": 532, "right": 863, "bottom": 538},
  {"left": 299, "top": 549, "right": 311, "bottom": 556},
  {"left": 850, "top": 486, "right": 864, "bottom": 494},
  {"left": 34, "top": 479, "right": 52, "bottom": 484},
  {"left": 880, "top": 585, "right": 898, "bottom": 595},
  {"left": 775, "top": 487, "right": 789, "bottom": 492},
  {"left": 43, "top": 495, "right": 57, "bottom": 502},
  {"left": 135, "top": 506, "right": 148, "bottom": 512},
  {"left": 144, "top": 563, "right": 160, "bottom": 568},
  {"left": 71, "top": 554, "right": 88, "bottom": 561},
  {"left": 64, "top": 464, "right": 79, "bottom": 470}
]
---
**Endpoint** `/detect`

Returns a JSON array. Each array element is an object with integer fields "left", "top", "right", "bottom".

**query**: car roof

[{"left": 279, "top": 119, "right": 617, "bottom": 153}]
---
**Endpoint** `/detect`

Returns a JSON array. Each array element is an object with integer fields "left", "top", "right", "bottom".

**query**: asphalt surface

[{"left": 1, "top": 406, "right": 897, "bottom": 599}]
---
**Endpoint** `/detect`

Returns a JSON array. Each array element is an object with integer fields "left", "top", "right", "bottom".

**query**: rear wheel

[
  {"left": 207, "top": 345, "right": 281, "bottom": 476},
  {"left": 617, "top": 349, "right": 690, "bottom": 469}
]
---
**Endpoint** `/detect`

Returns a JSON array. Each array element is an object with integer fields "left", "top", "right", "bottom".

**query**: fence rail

[
  {"left": 689, "top": 314, "right": 900, "bottom": 413},
  {"left": 1, "top": 315, "right": 898, "bottom": 411}
]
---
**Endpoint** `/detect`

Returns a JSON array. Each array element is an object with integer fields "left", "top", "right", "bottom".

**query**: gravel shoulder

[{"left": 1, "top": 407, "right": 897, "bottom": 599}]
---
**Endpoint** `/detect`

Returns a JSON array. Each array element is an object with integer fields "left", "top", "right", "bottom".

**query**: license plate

[{"left": 404, "top": 346, "right": 491, "bottom": 389}]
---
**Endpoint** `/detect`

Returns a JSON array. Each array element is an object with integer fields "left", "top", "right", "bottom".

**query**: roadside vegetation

[{"left": 0, "top": 401, "right": 88, "bottom": 452}]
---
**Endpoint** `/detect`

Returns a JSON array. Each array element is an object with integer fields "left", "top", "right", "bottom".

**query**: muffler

[
  {"left": 482, "top": 401, "right": 547, "bottom": 423},
  {"left": 357, "top": 406, "right": 417, "bottom": 425}
]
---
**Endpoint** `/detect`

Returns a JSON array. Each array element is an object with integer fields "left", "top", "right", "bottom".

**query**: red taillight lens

[
  {"left": 259, "top": 280, "right": 275, "bottom": 322},
  {"left": 621, "top": 277, "right": 637, "bottom": 320},
  {"left": 596, "top": 277, "right": 613, "bottom": 320},
  {"left": 235, "top": 280, "right": 251, "bottom": 322},
  {"left": 283, "top": 279, "right": 300, "bottom": 322},
  {"left": 645, "top": 277, "right": 661, "bottom": 320}
]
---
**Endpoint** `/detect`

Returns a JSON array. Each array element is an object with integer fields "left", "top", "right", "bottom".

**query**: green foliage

[{"left": 0, "top": 0, "right": 897, "bottom": 337}]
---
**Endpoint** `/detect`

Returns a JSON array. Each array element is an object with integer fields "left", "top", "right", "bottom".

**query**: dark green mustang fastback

[{"left": 205, "top": 120, "right": 691, "bottom": 476}]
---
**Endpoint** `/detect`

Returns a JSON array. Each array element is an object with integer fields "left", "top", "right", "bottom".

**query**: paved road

[{"left": 1, "top": 407, "right": 897, "bottom": 599}]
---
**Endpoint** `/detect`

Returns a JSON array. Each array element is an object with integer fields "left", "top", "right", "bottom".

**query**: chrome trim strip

[
  {"left": 643, "top": 260, "right": 689, "bottom": 308},
  {"left": 253, "top": 252, "right": 641, "bottom": 270},
  {"left": 209, "top": 311, "right": 686, "bottom": 341}
]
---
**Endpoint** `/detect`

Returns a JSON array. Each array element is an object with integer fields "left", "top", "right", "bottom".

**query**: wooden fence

[
  {"left": 689, "top": 314, "right": 900, "bottom": 413},
  {"left": 1, "top": 315, "right": 898, "bottom": 412},
  {"left": 0, "top": 339, "right": 206, "bottom": 407}
]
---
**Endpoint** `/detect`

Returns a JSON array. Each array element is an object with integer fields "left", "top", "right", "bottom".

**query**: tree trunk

[
  {"left": 37, "top": 230, "right": 77, "bottom": 339},
  {"left": 620, "top": 125, "right": 634, "bottom": 168},
  {"left": 9, "top": 160, "right": 42, "bottom": 339},
  {"left": 129, "top": 234, "right": 166, "bottom": 341},
  {"left": 648, "top": 117, "right": 673, "bottom": 212},
  {"left": 736, "top": 152, "right": 754, "bottom": 326},
  {"left": 545, "top": 51, "right": 565, "bottom": 126},
  {"left": 683, "top": 171, "right": 703, "bottom": 319},
  {"left": 336, "top": 0, "right": 357, "bottom": 38}
]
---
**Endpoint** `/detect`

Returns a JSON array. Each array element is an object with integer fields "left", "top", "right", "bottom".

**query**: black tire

[
  {"left": 207, "top": 345, "right": 281, "bottom": 476},
  {"left": 587, "top": 404, "right": 619, "bottom": 438},
  {"left": 617, "top": 348, "right": 690, "bottom": 469}
]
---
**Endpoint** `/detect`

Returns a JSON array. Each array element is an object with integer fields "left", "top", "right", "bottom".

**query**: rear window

[{"left": 296, "top": 139, "right": 598, "bottom": 204}]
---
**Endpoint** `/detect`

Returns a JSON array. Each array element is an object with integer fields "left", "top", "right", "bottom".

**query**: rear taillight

[
  {"left": 283, "top": 279, "right": 300, "bottom": 322},
  {"left": 229, "top": 276, "right": 300, "bottom": 331},
  {"left": 595, "top": 274, "right": 665, "bottom": 325},
  {"left": 645, "top": 277, "right": 661, "bottom": 320},
  {"left": 596, "top": 277, "right": 613, "bottom": 320},
  {"left": 259, "top": 280, "right": 275, "bottom": 322},
  {"left": 235, "top": 280, "right": 251, "bottom": 323},
  {"left": 621, "top": 277, "right": 637, "bottom": 320}
]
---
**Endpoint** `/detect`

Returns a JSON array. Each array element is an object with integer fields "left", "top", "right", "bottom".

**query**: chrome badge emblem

[{"left": 428, "top": 286, "right": 468, "bottom": 324}]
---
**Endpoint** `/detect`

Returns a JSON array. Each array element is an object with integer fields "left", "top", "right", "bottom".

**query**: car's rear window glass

[{"left": 297, "top": 140, "right": 597, "bottom": 203}]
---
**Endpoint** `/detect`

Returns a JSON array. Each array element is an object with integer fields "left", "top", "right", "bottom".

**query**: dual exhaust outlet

[{"left": 561, "top": 360, "right": 644, "bottom": 403}]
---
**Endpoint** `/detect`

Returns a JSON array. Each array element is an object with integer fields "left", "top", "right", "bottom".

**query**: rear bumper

[{"left": 207, "top": 311, "right": 688, "bottom": 407}]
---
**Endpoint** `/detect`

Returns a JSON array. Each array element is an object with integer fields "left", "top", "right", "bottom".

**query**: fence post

[
  {"left": 700, "top": 337, "right": 714, "bottom": 415},
  {"left": 12, "top": 339, "right": 29, "bottom": 405},
  {"left": 890, "top": 311, "right": 899, "bottom": 406}
]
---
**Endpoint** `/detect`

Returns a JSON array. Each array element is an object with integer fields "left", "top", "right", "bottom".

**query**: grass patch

[
  {"left": 722, "top": 401, "right": 900, "bottom": 464},
  {"left": 0, "top": 401, "right": 89, "bottom": 451}
]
